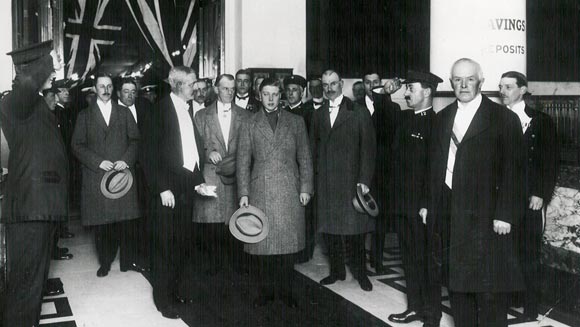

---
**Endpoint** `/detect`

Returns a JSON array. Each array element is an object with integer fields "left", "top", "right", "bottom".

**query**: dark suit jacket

[
  {"left": 311, "top": 96, "right": 376, "bottom": 235},
  {"left": 284, "top": 101, "right": 314, "bottom": 134},
  {"left": 72, "top": 100, "right": 141, "bottom": 226},
  {"left": 235, "top": 95, "right": 261, "bottom": 113},
  {"left": 370, "top": 94, "right": 400, "bottom": 210},
  {"left": 523, "top": 105, "right": 559, "bottom": 203},
  {"left": 387, "top": 107, "right": 434, "bottom": 218},
  {"left": 144, "top": 94, "right": 205, "bottom": 201},
  {"left": 426, "top": 95, "right": 525, "bottom": 293}
]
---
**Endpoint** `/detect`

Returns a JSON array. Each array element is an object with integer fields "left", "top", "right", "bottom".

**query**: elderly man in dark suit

[
  {"left": 72, "top": 73, "right": 141, "bottom": 278},
  {"left": 1, "top": 42, "right": 68, "bottom": 327},
  {"left": 238, "top": 77, "right": 313, "bottom": 308},
  {"left": 144, "top": 66, "right": 211, "bottom": 319},
  {"left": 193, "top": 74, "right": 250, "bottom": 274},
  {"left": 311, "top": 69, "right": 376, "bottom": 292},
  {"left": 421, "top": 58, "right": 525, "bottom": 327},
  {"left": 499, "top": 71, "right": 559, "bottom": 322}
]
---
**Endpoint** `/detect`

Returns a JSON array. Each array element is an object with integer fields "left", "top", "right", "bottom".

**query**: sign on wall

[{"left": 430, "top": 0, "right": 526, "bottom": 92}]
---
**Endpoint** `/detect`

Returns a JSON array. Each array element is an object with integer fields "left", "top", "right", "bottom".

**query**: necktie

[{"left": 236, "top": 94, "right": 249, "bottom": 100}]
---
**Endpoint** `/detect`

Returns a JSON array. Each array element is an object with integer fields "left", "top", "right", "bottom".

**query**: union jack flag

[{"left": 64, "top": 0, "right": 123, "bottom": 83}]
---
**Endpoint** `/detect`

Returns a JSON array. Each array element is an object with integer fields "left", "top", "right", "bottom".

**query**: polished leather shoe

[
  {"left": 388, "top": 309, "right": 423, "bottom": 323},
  {"left": 356, "top": 275, "right": 373, "bottom": 291},
  {"left": 320, "top": 274, "right": 346, "bottom": 285},
  {"left": 120, "top": 262, "right": 149, "bottom": 273},
  {"left": 96, "top": 266, "right": 110, "bottom": 277},
  {"left": 52, "top": 251, "right": 73, "bottom": 260},
  {"left": 253, "top": 294, "right": 275, "bottom": 308},
  {"left": 279, "top": 294, "right": 298, "bottom": 308},
  {"left": 159, "top": 305, "right": 181, "bottom": 319}
]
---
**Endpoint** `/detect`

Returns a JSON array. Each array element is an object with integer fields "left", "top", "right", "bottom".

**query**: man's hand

[
  {"left": 419, "top": 208, "right": 428, "bottom": 225},
  {"left": 209, "top": 151, "right": 222, "bottom": 165},
  {"left": 358, "top": 183, "right": 370, "bottom": 195},
  {"left": 160, "top": 190, "right": 175, "bottom": 208},
  {"left": 300, "top": 193, "right": 311, "bottom": 206},
  {"left": 113, "top": 160, "right": 128, "bottom": 171},
  {"left": 99, "top": 160, "right": 114, "bottom": 171},
  {"left": 493, "top": 220, "right": 511, "bottom": 235},
  {"left": 383, "top": 78, "right": 402, "bottom": 95},
  {"left": 529, "top": 196, "right": 544, "bottom": 211},
  {"left": 239, "top": 196, "right": 249, "bottom": 208}
]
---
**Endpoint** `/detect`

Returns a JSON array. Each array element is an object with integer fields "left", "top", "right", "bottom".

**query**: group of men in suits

[{"left": 361, "top": 59, "right": 558, "bottom": 327}]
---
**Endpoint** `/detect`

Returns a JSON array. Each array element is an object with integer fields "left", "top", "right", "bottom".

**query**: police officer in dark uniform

[
  {"left": 376, "top": 71, "right": 444, "bottom": 327},
  {"left": 1, "top": 41, "right": 69, "bottom": 327}
]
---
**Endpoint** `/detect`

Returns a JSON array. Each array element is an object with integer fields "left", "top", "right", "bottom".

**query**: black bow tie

[{"left": 236, "top": 94, "right": 249, "bottom": 100}]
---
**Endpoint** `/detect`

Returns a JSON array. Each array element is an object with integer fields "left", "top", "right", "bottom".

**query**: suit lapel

[
  {"left": 460, "top": 97, "right": 492, "bottom": 144},
  {"left": 273, "top": 110, "right": 290, "bottom": 149},
  {"left": 331, "top": 100, "right": 351, "bottom": 130},
  {"left": 91, "top": 101, "right": 109, "bottom": 133},
  {"left": 228, "top": 106, "right": 242, "bottom": 152},
  {"left": 255, "top": 109, "right": 275, "bottom": 140},
  {"left": 208, "top": 103, "right": 227, "bottom": 150},
  {"left": 439, "top": 103, "right": 457, "bottom": 151}
]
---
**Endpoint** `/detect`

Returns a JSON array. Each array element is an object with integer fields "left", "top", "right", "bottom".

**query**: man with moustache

[
  {"left": 304, "top": 78, "right": 324, "bottom": 110},
  {"left": 72, "top": 73, "right": 141, "bottom": 278},
  {"left": 380, "top": 71, "right": 443, "bottom": 327},
  {"left": 191, "top": 79, "right": 209, "bottom": 116},
  {"left": 115, "top": 77, "right": 152, "bottom": 273},
  {"left": 420, "top": 58, "right": 525, "bottom": 327},
  {"left": 311, "top": 69, "right": 376, "bottom": 291},
  {"left": 499, "top": 71, "right": 559, "bottom": 322},
  {"left": 144, "top": 66, "right": 212, "bottom": 319},
  {"left": 193, "top": 74, "right": 250, "bottom": 275},
  {"left": 235, "top": 69, "right": 260, "bottom": 112},
  {"left": 1, "top": 44, "right": 68, "bottom": 326}
]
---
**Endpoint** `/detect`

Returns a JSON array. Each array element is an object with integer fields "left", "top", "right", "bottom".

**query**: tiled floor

[{"left": 40, "top": 220, "right": 576, "bottom": 327}]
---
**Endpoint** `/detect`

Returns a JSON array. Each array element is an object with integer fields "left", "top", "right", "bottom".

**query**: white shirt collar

[
  {"left": 170, "top": 92, "right": 190, "bottom": 112},
  {"left": 329, "top": 94, "right": 344, "bottom": 108},
  {"left": 217, "top": 101, "right": 232, "bottom": 112},
  {"left": 289, "top": 101, "right": 302, "bottom": 110},
  {"left": 457, "top": 93, "right": 482, "bottom": 112},
  {"left": 97, "top": 98, "right": 112, "bottom": 109},
  {"left": 414, "top": 106, "right": 432, "bottom": 115}
]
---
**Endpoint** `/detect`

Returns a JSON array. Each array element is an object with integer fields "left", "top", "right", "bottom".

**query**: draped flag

[
  {"left": 64, "top": 0, "right": 123, "bottom": 84},
  {"left": 63, "top": 0, "right": 200, "bottom": 85},
  {"left": 124, "top": 0, "right": 199, "bottom": 68}
]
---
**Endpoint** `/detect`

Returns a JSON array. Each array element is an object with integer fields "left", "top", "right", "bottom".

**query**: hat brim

[
  {"left": 100, "top": 170, "right": 133, "bottom": 199},
  {"left": 352, "top": 185, "right": 379, "bottom": 217},
  {"left": 228, "top": 205, "right": 269, "bottom": 243}
]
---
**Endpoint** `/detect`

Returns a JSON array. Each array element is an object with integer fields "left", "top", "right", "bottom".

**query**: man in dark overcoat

[
  {"left": 311, "top": 69, "right": 376, "bottom": 292},
  {"left": 0, "top": 42, "right": 68, "bottom": 327},
  {"left": 421, "top": 58, "right": 525, "bottom": 327},
  {"left": 143, "top": 66, "right": 207, "bottom": 319},
  {"left": 71, "top": 73, "right": 141, "bottom": 278},
  {"left": 363, "top": 72, "right": 401, "bottom": 273},
  {"left": 499, "top": 71, "right": 559, "bottom": 322},
  {"left": 193, "top": 74, "right": 250, "bottom": 274}
]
